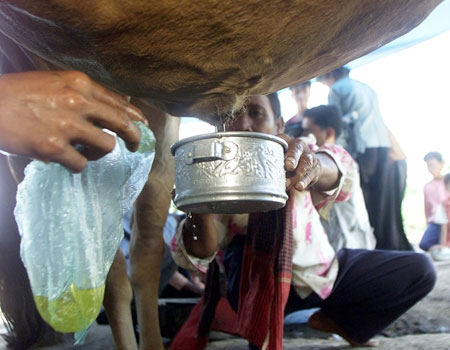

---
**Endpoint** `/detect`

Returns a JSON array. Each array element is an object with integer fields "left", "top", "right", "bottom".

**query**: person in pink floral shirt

[
  {"left": 423, "top": 152, "right": 449, "bottom": 224},
  {"left": 171, "top": 93, "right": 436, "bottom": 349},
  {"left": 420, "top": 152, "right": 450, "bottom": 255}
]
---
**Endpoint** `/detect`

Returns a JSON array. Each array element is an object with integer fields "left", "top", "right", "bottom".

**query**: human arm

[
  {"left": 282, "top": 138, "right": 358, "bottom": 219},
  {"left": 168, "top": 271, "right": 204, "bottom": 296},
  {"left": 434, "top": 204, "right": 450, "bottom": 246},
  {"left": 424, "top": 194, "right": 430, "bottom": 223},
  {"left": 312, "top": 152, "right": 341, "bottom": 191},
  {"left": 327, "top": 87, "right": 343, "bottom": 116},
  {"left": 387, "top": 129, "right": 406, "bottom": 161},
  {"left": 0, "top": 70, "right": 148, "bottom": 172},
  {"left": 440, "top": 224, "right": 448, "bottom": 246},
  {"left": 171, "top": 213, "right": 230, "bottom": 270},
  {"left": 279, "top": 135, "right": 340, "bottom": 193},
  {"left": 182, "top": 213, "right": 218, "bottom": 259}
]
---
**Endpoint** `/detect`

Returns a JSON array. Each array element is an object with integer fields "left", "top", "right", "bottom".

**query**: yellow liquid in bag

[{"left": 34, "top": 284, "right": 105, "bottom": 333}]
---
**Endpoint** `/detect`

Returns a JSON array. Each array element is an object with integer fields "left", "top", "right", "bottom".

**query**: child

[
  {"left": 423, "top": 152, "right": 449, "bottom": 224},
  {"left": 420, "top": 173, "right": 450, "bottom": 261}
]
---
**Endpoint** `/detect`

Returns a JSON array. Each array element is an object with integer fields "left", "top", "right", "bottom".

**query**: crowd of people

[{"left": 140, "top": 66, "right": 443, "bottom": 349}]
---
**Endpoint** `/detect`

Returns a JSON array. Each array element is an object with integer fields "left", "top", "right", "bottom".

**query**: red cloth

[
  {"left": 170, "top": 301, "right": 209, "bottom": 350},
  {"left": 171, "top": 196, "right": 293, "bottom": 350},
  {"left": 237, "top": 197, "right": 293, "bottom": 348},
  {"left": 171, "top": 297, "right": 240, "bottom": 350}
]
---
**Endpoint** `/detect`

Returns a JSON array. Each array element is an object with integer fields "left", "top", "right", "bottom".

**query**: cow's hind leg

[
  {"left": 104, "top": 248, "right": 138, "bottom": 350},
  {"left": 130, "top": 103, "right": 180, "bottom": 350}
]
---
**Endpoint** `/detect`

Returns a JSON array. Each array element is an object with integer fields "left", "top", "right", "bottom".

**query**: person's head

[
  {"left": 226, "top": 93, "right": 284, "bottom": 135},
  {"left": 317, "top": 66, "right": 350, "bottom": 87},
  {"left": 444, "top": 173, "right": 450, "bottom": 191},
  {"left": 301, "top": 105, "right": 342, "bottom": 147},
  {"left": 289, "top": 81, "right": 311, "bottom": 113},
  {"left": 424, "top": 152, "right": 444, "bottom": 179}
]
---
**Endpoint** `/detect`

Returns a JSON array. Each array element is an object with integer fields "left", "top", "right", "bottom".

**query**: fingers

[
  {"left": 32, "top": 113, "right": 125, "bottom": 171},
  {"left": 70, "top": 120, "right": 117, "bottom": 160},
  {"left": 13, "top": 71, "right": 151, "bottom": 172},
  {"left": 35, "top": 141, "right": 88, "bottom": 173},
  {"left": 286, "top": 151, "right": 314, "bottom": 189},
  {"left": 279, "top": 135, "right": 304, "bottom": 172},
  {"left": 31, "top": 121, "right": 116, "bottom": 172},
  {"left": 286, "top": 149, "right": 321, "bottom": 191},
  {"left": 54, "top": 147, "right": 88, "bottom": 173},
  {"left": 88, "top": 79, "right": 148, "bottom": 125},
  {"left": 276, "top": 134, "right": 323, "bottom": 192},
  {"left": 56, "top": 71, "right": 146, "bottom": 151},
  {"left": 293, "top": 165, "right": 320, "bottom": 191},
  {"left": 59, "top": 70, "right": 148, "bottom": 125},
  {"left": 83, "top": 100, "right": 142, "bottom": 152}
]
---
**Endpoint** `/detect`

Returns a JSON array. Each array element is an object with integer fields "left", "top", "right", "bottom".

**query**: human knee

[
  {"left": 418, "top": 240, "right": 429, "bottom": 251},
  {"left": 419, "top": 235, "right": 431, "bottom": 251},
  {"left": 409, "top": 253, "right": 437, "bottom": 292}
]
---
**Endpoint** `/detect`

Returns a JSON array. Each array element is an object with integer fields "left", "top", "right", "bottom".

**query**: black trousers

[
  {"left": 356, "top": 148, "right": 411, "bottom": 250},
  {"left": 285, "top": 249, "right": 436, "bottom": 344}
]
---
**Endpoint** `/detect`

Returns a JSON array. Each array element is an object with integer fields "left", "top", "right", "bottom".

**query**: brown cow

[
  {"left": 0, "top": 1, "right": 443, "bottom": 350},
  {"left": 0, "top": 1, "right": 442, "bottom": 122}
]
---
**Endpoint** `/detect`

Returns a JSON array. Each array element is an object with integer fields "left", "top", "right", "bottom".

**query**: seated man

[
  {"left": 171, "top": 93, "right": 436, "bottom": 349},
  {"left": 420, "top": 173, "right": 450, "bottom": 261},
  {"left": 301, "top": 105, "right": 376, "bottom": 251},
  {"left": 423, "top": 152, "right": 449, "bottom": 225},
  {"left": 420, "top": 152, "right": 450, "bottom": 255}
]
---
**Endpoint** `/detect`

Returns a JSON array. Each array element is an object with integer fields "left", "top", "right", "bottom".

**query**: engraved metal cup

[{"left": 170, "top": 132, "right": 288, "bottom": 214}]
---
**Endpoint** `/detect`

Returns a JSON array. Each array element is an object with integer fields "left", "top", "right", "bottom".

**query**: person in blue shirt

[{"left": 318, "top": 67, "right": 411, "bottom": 251}]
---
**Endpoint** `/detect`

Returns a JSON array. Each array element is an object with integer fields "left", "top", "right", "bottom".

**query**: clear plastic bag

[{"left": 14, "top": 122, "right": 155, "bottom": 333}]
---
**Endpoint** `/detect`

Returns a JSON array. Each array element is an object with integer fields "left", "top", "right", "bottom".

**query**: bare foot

[{"left": 307, "top": 310, "right": 378, "bottom": 347}]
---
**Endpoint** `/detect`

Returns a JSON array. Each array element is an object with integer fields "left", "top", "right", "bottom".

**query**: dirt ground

[
  {"left": 1, "top": 259, "right": 449, "bottom": 350},
  {"left": 382, "top": 260, "right": 450, "bottom": 336},
  {"left": 206, "top": 259, "right": 450, "bottom": 350},
  {"left": 206, "top": 334, "right": 450, "bottom": 350}
]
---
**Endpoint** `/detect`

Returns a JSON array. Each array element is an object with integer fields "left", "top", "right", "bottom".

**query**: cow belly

[{"left": 0, "top": 0, "right": 443, "bottom": 122}]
